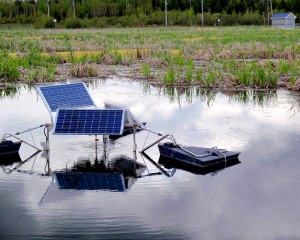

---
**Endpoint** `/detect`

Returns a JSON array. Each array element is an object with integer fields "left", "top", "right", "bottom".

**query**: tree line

[{"left": 0, "top": 0, "right": 299, "bottom": 27}]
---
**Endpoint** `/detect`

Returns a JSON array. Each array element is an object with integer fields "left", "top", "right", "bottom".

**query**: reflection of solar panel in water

[
  {"left": 55, "top": 172, "right": 126, "bottom": 192},
  {"left": 37, "top": 82, "right": 95, "bottom": 112},
  {"left": 54, "top": 109, "right": 125, "bottom": 135}
]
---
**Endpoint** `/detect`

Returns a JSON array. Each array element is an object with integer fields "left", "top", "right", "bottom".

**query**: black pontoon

[
  {"left": 0, "top": 152, "right": 22, "bottom": 165},
  {"left": 158, "top": 142, "right": 240, "bottom": 167},
  {"left": 0, "top": 140, "right": 22, "bottom": 156},
  {"left": 158, "top": 154, "right": 241, "bottom": 175}
]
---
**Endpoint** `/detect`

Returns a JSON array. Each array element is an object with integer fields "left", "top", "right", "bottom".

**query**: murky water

[{"left": 1, "top": 77, "right": 300, "bottom": 240}]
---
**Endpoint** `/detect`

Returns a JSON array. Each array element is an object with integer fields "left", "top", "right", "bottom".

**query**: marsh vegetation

[{"left": 1, "top": 26, "right": 300, "bottom": 90}]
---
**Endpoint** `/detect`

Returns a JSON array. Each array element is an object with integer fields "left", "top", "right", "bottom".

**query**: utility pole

[
  {"left": 201, "top": 0, "right": 204, "bottom": 27},
  {"left": 266, "top": 0, "right": 269, "bottom": 25},
  {"left": 72, "top": 0, "right": 76, "bottom": 19},
  {"left": 270, "top": 0, "right": 273, "bottom": 17},
  {"left": 46, "top": 0, "right": 50, "bottom": 17},
  {"left": 165, "top": 0, "right": 168, "bottom": 27}
]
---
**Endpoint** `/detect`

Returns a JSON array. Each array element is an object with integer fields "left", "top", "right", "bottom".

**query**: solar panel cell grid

[
  {"left": 38, "top": 82, "right": 95, "bottom": 112},
  {"left": 55, "top": 172, "right": 126, "bottom": 191},
  {"left": 54, "top": 109, "right": 125, "bottom": 135}
]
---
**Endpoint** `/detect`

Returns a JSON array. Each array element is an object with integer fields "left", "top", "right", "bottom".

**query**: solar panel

[
  {"left": 37, "top": 82, "right": 95, "bottom": 112},
  {"left": 55, "top": 172, "right": 126, "bottom": 191},
  {"left": 54, "top": 109, "right": 125, "bottom": 135}
]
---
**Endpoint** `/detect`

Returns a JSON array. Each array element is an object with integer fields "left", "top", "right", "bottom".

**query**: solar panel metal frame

[
  {"left": 53, "top": 109, "right": 125, "bottom": 135},
  {"left": 37, "top": 82, "right": 96, "bottom": 113}
]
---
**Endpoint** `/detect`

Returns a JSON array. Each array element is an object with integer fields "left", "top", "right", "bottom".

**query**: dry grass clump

[
  {"left": 272, "top": 51, "right": 296, "bottom": 60},
  {"left": 216, "top": 50, "right": 232, "bottom": 60},
  {"left": 69, "top": 63, "right": 98, "bottom": 78},
  {"left": 99, "top": 53, "right": 133, "bottom": 66},
  {"left": 292, "top": 78, "right": 300, "bottom": 91}
]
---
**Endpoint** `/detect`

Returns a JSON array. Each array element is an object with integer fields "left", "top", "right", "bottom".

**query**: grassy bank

[{"left": 1, "top": 26, "right": 300, "bottom": 90}]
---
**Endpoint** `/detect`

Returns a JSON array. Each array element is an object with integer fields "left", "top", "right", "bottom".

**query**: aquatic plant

[
  {"left": 204, "top": 71, "right": 217, "bottom": 88},
  {"left": 195, "top": 69, "right": 203, "bottom": 83},
  {"left": 185, "top": 67, "right": 193, "bottom": 85},
  {"left": 0, "top": 86, "right": 19, "bottom": 98},
  {"left": 70, "top": 63, "right": 98, "bottom": 78},
  {"left": 27, "top": 66, "right": 56, "bottom": 83},
  {"left": 140, "top": 63, "right": 151, "bottom": 79},
  {"left": 0, "top": 56, "right": 20, "bottom": 82},
  {"left": 163, "top": 67, "right": 175, "bottom": 85}
]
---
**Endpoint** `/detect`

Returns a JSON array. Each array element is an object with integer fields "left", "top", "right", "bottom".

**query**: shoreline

[{"left": 0, "top": 61, "right": 298, "bottom": 92}]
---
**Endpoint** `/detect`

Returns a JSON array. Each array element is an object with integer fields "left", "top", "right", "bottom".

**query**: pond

[{"left": 1, "top": 77, "right": 300, "bottom": 240}]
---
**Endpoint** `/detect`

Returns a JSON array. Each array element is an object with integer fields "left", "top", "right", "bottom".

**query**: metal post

[
  {"left": 45, "top": 124, "right": 51, "bottom": 151},
  {"left": 95, "top": 135, "right": 98, "bottom": 161},
  {"left": 45, "top": 147, "right": 51, "bottom": 176},
  {"left": 133, "top": 126, "right": 137, "bottom": 160},
  {"left": 102, "top": 135, "right": 107, "bottom": 162}
]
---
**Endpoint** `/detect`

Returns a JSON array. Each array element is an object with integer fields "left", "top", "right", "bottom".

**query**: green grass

[
  {"left": 0, "top": 26, "right": 300, "bottom": 89},
  {"left": 140, "top": 63, "right": 151, "bottom": 79},
  {"left": 0, "top": 56, "right": 21, "bottom": 82}
]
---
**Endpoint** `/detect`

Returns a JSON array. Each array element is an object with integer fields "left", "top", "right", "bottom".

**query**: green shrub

[
  {"left": 146, "top": 11, "right": 164, "bottom": 25},
  {"left": 64, "top": 18, "right": 82, "bottom": 29},
  {"left": 34, "top": 16, "right": 55, "bottom": 29}
]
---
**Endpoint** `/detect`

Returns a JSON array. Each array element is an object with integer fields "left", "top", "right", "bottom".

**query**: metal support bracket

[
  {"left": 0, "top": 124, "right": 48, "bottom": 152},
  {"left": 140, "top": 131, "right": 177, "bottom": 153}
]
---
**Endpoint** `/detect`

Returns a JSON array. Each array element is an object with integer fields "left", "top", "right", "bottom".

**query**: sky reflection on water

[{"left": 1, "top": 78, "right": 300, "bottom": 239}]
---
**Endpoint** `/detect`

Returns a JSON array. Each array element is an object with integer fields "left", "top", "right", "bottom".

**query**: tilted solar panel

[
  {"left": 54, "top": 109, "right": 125, "bottom": 135},
  {"left": 37, "top": 82, "right": 95, "bottom": 112},
  {"left": 55, "top": 172, "right": 126, "bottom": 191}
]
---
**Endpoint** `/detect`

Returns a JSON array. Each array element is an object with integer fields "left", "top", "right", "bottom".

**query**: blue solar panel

[
  {"left": 54, "top": 109, "right": 125, "bottom": 135},
  {"left": 55, "top": 172, "right": 126, "bottom": 191},
  {"left": 37, "top": 82, "right": 95, "bottom": 112}
]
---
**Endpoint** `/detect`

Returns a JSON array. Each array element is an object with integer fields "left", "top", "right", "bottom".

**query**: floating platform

[
  {"left": 158, "top": 155, "right": 241, "bottom": 175},
  {"left": 0, "top": 140, "right": 21, "bottom": 156},
  {"left": 158, "top": 142, "right": 240, "bottom": 167}
]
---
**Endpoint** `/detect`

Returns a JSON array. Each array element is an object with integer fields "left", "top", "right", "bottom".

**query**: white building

[{"left": 270, "top": 13, "right": 296, "bottom": 28}]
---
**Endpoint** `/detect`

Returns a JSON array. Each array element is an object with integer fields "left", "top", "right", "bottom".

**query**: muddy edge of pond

[{"left": 1, "top": 62, "right": 299, "bottom": 91}]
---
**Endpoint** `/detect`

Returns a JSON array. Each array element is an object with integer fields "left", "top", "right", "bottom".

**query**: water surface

[{"left": 1, "top": 77, "right": 300, "bottom": 239}]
